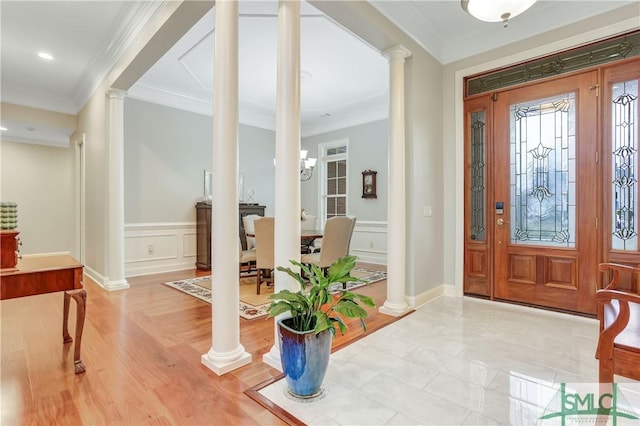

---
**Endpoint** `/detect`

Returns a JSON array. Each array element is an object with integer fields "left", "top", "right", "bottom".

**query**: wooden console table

[{"left": 1, "top": 255, "right": 87, "bottom": 374}]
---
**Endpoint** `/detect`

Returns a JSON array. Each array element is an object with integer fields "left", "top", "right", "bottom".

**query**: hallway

[{"left": 257, "top": 296, "right": 640, "bottom": 425}]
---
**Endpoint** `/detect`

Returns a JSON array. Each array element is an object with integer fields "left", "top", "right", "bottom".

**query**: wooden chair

[
  {"left": 301, "top": 216, "right": 356, "bottom": 287},
  {"left": 242, "top": 214, "right": 261, "bottom": 250},
  {"left": 254, "top": 217, "right": 274, "bottom": 295},
  {"left": 595, "top": 263, "right": 640, "bottom": 384},
  {"left": 239, "top": 238, "right": 256, "bottom": 276},
  {"left": 300, "top": 214, "right": 317, "bottom": 253}
]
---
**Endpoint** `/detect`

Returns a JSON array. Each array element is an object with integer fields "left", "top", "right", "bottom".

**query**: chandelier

[
  {"left": 300, "top": 150, "right": 317, "bottom": 181},
  {"left": 273, "top": 150, "right": 317, "bottom": 181},
  {"left": 461, "top": 0, "right": 538, "bottom": 27}
]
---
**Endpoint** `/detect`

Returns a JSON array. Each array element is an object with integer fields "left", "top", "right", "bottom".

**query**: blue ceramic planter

[{"left": 278, "top": 317, "right": 332, "bottom": 398}]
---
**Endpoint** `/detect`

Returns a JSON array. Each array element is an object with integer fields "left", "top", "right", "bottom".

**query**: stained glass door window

[{"left": 510, "top": 93, "right": 576, "bottom": 247}]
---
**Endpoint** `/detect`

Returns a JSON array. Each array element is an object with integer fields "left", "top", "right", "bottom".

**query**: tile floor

[{"left": 259, "top": 296, "right": 640, "bottom": 425}]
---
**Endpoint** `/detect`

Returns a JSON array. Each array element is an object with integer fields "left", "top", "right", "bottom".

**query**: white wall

[
  {"left": 0, "top": 140, "right": 75, "bottom": 255},
  {"left": 74, "top": 83, "right": 109, "bottom": 284}
]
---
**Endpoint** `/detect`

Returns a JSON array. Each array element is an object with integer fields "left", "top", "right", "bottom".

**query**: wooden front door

[{"left": 493, "top": 71, "right": 599, "bottom": 314}]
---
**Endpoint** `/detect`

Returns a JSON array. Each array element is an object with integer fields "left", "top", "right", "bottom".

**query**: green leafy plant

[{"left": 267, "top": 255, "right": 376, "bottom": 336}]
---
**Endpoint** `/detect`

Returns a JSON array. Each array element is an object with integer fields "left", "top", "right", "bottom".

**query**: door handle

[{"left": 497, "top": 218, "right": 506, "bottom": 225}]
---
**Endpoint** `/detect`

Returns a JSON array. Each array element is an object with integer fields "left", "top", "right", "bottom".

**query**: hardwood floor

[{"left": 1, "top": 263, "right": 394, "bottom": 425}]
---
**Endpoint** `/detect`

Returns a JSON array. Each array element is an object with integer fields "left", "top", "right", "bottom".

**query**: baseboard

[
  {"left": 406, "top": 285, "right": 446, "bottom": 309},
  {"left": 443, "top": 284, "right": 458, "bottom": 297},
  {"left": 350, "top": 249, "right": 386, "bottom": 265},
  {"left": 126, "top": 259, "right": 197, "bottom": 277},
  {"left": 84, "top": 265, "right": 107, "bottom": 289}
]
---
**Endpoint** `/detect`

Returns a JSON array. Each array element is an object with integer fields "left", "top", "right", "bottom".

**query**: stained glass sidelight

[
  {"left": 470, "top": 111, "right": 486, "bottom": 241},
  {"left": 510, "top": 93, "right": 576, "bottom": 247},
  {"left": 611, "top": 79, "right": 639, "bottom": 250}
]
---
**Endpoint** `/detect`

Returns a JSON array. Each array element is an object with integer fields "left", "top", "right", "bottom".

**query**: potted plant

[{"left": 267, "top": 254, "right": 376, "bottom": 398}]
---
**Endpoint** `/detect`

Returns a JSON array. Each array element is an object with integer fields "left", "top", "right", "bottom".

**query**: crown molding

[
  {"left": 71, "top": 1, "right": 164, "bottom": 113},
  {"left": 1, "top": 135, "right": 69, "bottom": 148},
  {"left": 127, "top": 83, "right": 388, "bottom": 136}
]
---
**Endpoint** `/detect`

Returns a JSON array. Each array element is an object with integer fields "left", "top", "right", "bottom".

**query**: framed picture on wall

[{"left": 362, "top": 170, "right": 377, "bottom": 199}]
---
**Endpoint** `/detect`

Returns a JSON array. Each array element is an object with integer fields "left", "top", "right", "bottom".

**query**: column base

[
  {"left": 262, "top": 345, "right": 282, "bottom": 371},
  {"left": 104, "top": 278, "right": 129, "bottom": 291},
  {"left": 380, "top": 300, "right": 411, "bottom": 317},
  {"left": 201, "top": 347, "right": 251, "bottom": 375}
]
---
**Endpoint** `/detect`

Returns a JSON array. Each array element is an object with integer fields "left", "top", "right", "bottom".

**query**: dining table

[{"left": 245, "top": 229, "right": 323, "bottom": 253}]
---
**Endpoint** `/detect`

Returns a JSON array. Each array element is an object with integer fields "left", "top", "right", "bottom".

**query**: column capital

[
  {"left": 383, "top": 44, "right": 412, "bottom": 62},
  {"left": 107, "top": 88, "right": 127, "bottom": 100}
]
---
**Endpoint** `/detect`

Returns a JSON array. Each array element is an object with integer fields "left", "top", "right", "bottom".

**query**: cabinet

[
  {"left": 195, "top": 202, "right": 265, "bottom": 270},
  {"left": 195, "top": 202, "right": 212, "bottom": 270},
  {"left": 1, "top": 230, "right": 20, "bottom": 269}
]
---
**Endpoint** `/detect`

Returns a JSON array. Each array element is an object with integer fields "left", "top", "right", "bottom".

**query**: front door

[{"left": 493, "top": 71, "right": 599, "bottom": 314}]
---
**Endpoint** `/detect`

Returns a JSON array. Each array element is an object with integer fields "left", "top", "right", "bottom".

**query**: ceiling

[{"left": 0, "top": 0, "right": 635, "bottom": 146}]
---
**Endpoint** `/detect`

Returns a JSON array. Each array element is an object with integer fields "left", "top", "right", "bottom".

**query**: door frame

[{"left": 455, "top": 21, "right": 638, "bottom": 298}]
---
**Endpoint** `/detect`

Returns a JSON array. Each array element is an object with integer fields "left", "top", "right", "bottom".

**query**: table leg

[{"left": 62, "top": 289, "right": 87, "bottom": 374}]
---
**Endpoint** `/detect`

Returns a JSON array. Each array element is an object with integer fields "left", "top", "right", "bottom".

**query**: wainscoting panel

[
  {"left": 125, "top": 223, "right": 196, "bottom": 277},
  {"left": 125, "top": 221, "right": 386, "bottom": 276},
  {"left": 350, "top": 221, "right": 387, "bottom": 265}
]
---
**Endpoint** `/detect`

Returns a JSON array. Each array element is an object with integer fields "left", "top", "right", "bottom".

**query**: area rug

[{"left": 163, "top": 267, "right": 387, "bottom": 320}]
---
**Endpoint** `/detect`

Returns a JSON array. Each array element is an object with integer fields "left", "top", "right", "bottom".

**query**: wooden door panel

[
  {"left": 466, "top": 248, "right": 488, "bottom": 278},
  {"left": 493, "top": 71, "right": 599, "bottom": 314},
  {"left": 545, "top": 256, "right": 577, "bottom": 290},
  {"left": 508, "top": 254, "right": 536, "bottom": 284}
]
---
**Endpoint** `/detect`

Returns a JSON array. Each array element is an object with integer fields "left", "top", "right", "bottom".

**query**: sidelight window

[{"left": 611, "top": 79, "right": 639, "bottom": 250}]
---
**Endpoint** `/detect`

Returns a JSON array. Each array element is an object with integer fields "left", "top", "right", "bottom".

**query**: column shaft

[
  {"left": 381, "top": 45, "right": 412, "bottom": 316},
  {"left": 106, "top": 89, "right": 129, "bottom": 291},
  {"left": 263, "top": 0, "right": 301, "bottom": 371},
  {"left": 201, "top": 0, "right": 251, "bottom": 375}
]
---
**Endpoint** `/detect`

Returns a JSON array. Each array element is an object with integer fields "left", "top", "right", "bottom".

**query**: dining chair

[
  {"left": 301, "top": 214, "right": 316, "bottom": 230},
  {"left": 239, "top": 237, "right": 256, "bottom": 276},
  {"left": 242, "top": 214, "right": 262, "bottom": 250},
  {"left": 254, "top": 216, "right": 275, "bottom": 294},
  {"left": 301, "top": 216, "right": 356, "bottom": 287},
  {"left": 300, "top": 214, "right": 317, "bottom": 254}
]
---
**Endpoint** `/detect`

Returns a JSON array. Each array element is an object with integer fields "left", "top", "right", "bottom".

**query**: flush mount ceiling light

[
  {"left": 38, "top": 52, "right": 54, "bottom": 60},
  {"left": 461, "top": 0, "right": 538, "bottom": 27}
]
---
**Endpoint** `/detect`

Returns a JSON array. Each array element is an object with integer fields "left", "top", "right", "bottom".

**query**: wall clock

[{"left": 362, "top": 170, "right": 377, "bottom": 199}]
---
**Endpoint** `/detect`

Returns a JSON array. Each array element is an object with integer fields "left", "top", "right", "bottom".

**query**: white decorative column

[
  {"left": 201, "top": 0, "right": 251, "bottom": 375},
  {"left": 263, "top": 0, "right": 301, "bottom": 371},
  {"left": 381, "top": 45, "right": 412, "bottom": 317},
  {"left": 106, "top": 89, "right": 129, "bottom": 291}
]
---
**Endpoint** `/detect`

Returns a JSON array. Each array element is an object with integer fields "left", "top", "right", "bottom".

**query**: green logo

[{"left": 540, "top": 383, "right": 639, "bottom": 425}]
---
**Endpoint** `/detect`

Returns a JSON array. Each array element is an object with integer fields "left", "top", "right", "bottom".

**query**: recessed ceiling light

[
  {"left": 38, "top": 52, "right": 54, "bottom": 60},
  {"left": 0, "top": 127, "right": 7, "bottom": 131}
]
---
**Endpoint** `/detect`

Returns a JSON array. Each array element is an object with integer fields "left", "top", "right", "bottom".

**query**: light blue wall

[
  {"left": 301, "top": 119, "right": 388, "bottom": 223},
  {"left": 124, "top": 98, "right": 276, "bottom": 223}
]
